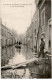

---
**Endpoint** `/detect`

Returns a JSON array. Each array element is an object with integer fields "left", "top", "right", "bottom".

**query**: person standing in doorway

[{"left": 38, "top": 37, "right": 45, "bottom": 58}]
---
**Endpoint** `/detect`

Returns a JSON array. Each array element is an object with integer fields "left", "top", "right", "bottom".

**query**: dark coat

[{"left": 40, "top": 40, "right": 45, "bottom": 51}]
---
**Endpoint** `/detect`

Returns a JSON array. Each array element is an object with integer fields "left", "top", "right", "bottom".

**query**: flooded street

[
  {"left": 1, "top": 0, "right": 51, "bottom": 78},
  {"left": 1, "top": 44, "right": 51, "bottom": 79},
  {"left": 1, "top": 68, "right": 32, "bottom": 79},
  {"left": 1, "top": 44, "right": 33, "bottom": 79}
]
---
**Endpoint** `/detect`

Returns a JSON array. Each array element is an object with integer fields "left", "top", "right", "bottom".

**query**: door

[{"left": 48, "top": 19, "right": 51, "bottom": 54}]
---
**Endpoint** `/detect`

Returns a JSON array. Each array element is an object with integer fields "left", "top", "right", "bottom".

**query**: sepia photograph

[{"left": 0, "top": 0, "right": 52, "bottom": 79}]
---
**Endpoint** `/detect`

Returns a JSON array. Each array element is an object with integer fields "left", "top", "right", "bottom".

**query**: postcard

[{"left": 0, "top": 0, "right": 52, "bottom": 79}]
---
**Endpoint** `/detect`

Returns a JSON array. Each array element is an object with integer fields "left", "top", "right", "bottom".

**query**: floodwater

[
  {"left": 1, "top": 45, "right": 32, "bottom": 79},
  {"left": 1, "top": 44, "right": 51, "bottom": 78}
]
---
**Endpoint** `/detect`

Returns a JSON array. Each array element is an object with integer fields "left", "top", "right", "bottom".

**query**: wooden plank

[
  {"left": 1, "top": 57, "right": 48, "bottom": 70},
  {"left": 1, "top": 58, "right": 38, "bottom": 70}
]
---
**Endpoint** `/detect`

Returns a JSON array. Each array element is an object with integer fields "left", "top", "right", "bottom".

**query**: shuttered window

[
  {"left": 41, "top": 8, "right": 45, "bottom": 26},
  {"left": 41, "top": 8, "right": 45, "bottom": 33}
]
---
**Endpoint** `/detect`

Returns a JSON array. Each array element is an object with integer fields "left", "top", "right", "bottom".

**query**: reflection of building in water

[
  {"left": 1, "top": 23, "right": 16, "bottom": 66},
  {"left": 1, "top": 23, "right": 16, "bottom": 47}
]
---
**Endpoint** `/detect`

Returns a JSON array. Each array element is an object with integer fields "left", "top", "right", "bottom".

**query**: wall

[
  {"left": 1, "top": 23, "right": 16, "bottom": 66},
  {"left": 36, "top": 0, "right": 51, "bottom": 52}
]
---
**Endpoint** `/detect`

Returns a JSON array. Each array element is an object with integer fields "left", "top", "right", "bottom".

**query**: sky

[{"left": 1, "top": 0, "right": 36, "bottom": 34}]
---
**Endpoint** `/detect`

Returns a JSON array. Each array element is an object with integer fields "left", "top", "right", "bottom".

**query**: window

[
  {"left": 1, "top": 29, "right": 5, "bottom": 36},
  {"left": 5, "top": 31, "right": 6, "bottom": 36},
  {"left": 41, "top": 8, "right": 45, "bottom": 34},
  {"left": 41, "top": 25, "right": 45, "bottom": 33},
  {"left": 34, "top": 29, "right": 36, "bottom": 34},
  {"left": 1, "top": 29, "right": 3, "bottom": 36},
  {"left": 41, "top": 8, "right": 45, "bottom": 26}
]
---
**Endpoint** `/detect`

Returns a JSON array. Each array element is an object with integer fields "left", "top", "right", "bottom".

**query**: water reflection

[
  {"left": 8, "top": 47, "right": 26, "bottom": 65},
  {"left": 1, "top": 44, "right": 51, "bottom": 78},
  {"left": 1, "top": 45, "right": 32, "bottom": 79}
]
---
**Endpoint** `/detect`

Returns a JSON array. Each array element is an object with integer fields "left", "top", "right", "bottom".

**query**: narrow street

[
  {"left": 1, "top": 44, "right": 33, "bottom": 79},
  {"left": 1, "top": 44, "right": 51, "bottom": 78},
  {"left": 1, "top": 0, "right": 51, "bottom": 78}
]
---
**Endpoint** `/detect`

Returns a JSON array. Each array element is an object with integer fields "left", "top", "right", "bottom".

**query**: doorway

[{"left": 48, "top": 19, "right": 51, "bottom": 54}]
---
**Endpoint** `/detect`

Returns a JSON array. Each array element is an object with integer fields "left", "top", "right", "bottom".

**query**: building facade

[
  {"left": 35, "top": 0, "right": 51, "bottom": 53},
  {"left": 25, "top": 0, "right": 51, "bottom": 59},
  {"left": 26, "top": 9, "right": 39, "bottom": 52},
  {"left": 1, "top": 23, "right": 16, "bottom": 66},
  {"left": 32, "top": 9, "right": 39, "bottom": 52},
  {"left": 26, "top": 24, "right": 33, "bottom": 50}
]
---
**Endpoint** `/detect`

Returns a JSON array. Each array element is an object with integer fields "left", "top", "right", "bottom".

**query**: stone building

[
  {"left": 25, "top": 24, "right": 34, "bottom": 59},
  {"left": 26, "top": 24, "right": 33, "bottom": 50},
  {"left": 25, "top": 0, "right": 51, "bottom": 59},
  {"left": 1, "top": 23, "right": 16, "bottom": 47},
  {"left": 32, "top": 9, "right": 39, "bottom": 52},
  {"left": 26, "top": 9, "right": 39, "bottom": 52},
  {"left": 1, "top": 23, "right": 16, "bottom": 66},
  {"left": 35, "top": 0, "right": 51, "bottom": 53}
]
